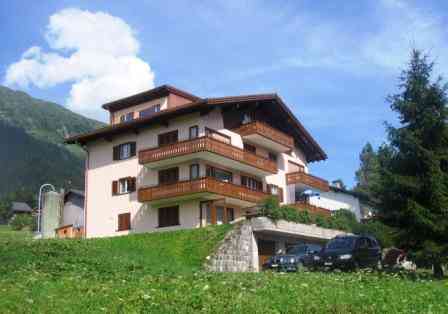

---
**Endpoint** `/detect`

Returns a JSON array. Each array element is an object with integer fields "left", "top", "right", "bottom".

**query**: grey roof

[{"left": 11, "top": 202, "right": 32, "bottom": 213}]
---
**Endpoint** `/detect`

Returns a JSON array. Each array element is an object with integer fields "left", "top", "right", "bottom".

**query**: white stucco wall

[
  {"left": 309, "top": 190, "right": 362, "bottom": 221},
  {"left": 62, "top": 195, "right": 84, "bottom": 227},
  {"left": 111, "top": 97, "right": 168, "bottom": 124},
  {"left": 85, "top": 107, "right": 310, "bottom": 238}
]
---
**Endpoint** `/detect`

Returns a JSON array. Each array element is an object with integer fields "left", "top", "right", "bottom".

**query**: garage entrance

[{"left": 258, "top": 239, "right": 276, "bottom": 268}]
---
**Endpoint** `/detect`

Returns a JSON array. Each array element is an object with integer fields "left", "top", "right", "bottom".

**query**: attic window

[
  {"left": 120, "top": 112, "right": 134, "bottom": 123},
  {"left": 140, "top": 104, "right": 161, "bottom": 118}
]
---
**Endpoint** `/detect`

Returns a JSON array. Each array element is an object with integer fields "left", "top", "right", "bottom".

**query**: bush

[
  {"left": 9, "top": 214, "right": 34, "bottom": 231},
  {"left": 258, "top": 198, "right": 396, "bottom": 248}
]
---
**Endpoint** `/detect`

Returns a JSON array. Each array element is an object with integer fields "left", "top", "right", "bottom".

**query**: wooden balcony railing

[
  {"left": 138, "top": 177, "right": 271, "bottom": 204},
  {"left": 233, "top": 121, "right": 294, "bottom": 149},
  {"left": 291, "top": 201, "right": 332, "bottom": 217},
  {"left": 286, "top": 171, "right": 330, "bottom": 192},
  {"left": 139, "top": 135, "right": 277, "bottom": 173}
]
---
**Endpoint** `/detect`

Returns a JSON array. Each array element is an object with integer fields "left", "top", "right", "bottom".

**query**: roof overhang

[
  {"left": 102, "top": 84, "right": 201, "bottom": 112},
  {"left": 66, "top": 93, "right": 327, "bottom": 162}
]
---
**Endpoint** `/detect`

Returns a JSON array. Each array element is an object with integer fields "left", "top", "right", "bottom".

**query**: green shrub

[{"left": 9, "top": 214, "right": 33, "bottom": 231}]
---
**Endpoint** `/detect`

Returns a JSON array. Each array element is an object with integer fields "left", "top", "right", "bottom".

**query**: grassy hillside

[
  {"left": 0, "top": 86, "right": 104, "bottom": 198},
  {"left": 1, "top": 225, "right": 447, "bottom": 313}
]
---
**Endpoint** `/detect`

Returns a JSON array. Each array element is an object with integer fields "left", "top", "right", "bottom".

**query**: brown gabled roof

[
  {"left": 66, "top": 92, "right": 327, "bottom": 162},
  {"left": 102, "top": 84, "right": 201, "bottom": 112}
]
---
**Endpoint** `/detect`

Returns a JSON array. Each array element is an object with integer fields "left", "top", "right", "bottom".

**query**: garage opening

[{"left": 258, "top": 239, "right": 276, "bottom": 268}]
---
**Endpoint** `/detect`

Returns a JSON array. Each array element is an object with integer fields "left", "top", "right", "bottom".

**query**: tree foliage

[
  {"left": 258, "top": 197, "right": 394, "bottom": 247},
  {"left": 0, "top": 85, "right": 104, "bottom": 199},
  {"left": 354, "top": 143, "right": 381, "bottom": 205},
  {"left": 375, "top": 50, "right": 448, "bottom": 277}
]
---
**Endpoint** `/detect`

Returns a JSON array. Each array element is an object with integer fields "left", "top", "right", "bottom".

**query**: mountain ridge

[{"left": 0, "top": 85, "right": 105, "bottom": 200}]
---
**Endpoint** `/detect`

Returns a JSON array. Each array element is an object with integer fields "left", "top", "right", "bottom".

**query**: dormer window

[{"left": 140, "top": 104, "right": 161, "bottom": 118}]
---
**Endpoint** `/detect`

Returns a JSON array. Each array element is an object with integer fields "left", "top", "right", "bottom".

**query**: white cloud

[{"left": 4, "top": 8, "right": 155, "bottom": 121}]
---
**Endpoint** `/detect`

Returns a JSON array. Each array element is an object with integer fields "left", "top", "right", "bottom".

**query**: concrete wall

[{"left": 207, "top": 217, "right": 347, "bottom": 272}]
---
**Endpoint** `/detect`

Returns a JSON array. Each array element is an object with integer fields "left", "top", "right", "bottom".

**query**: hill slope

[
  {"left": 0, "top": 86, "right": 104, "bottom": 199},
  {"left": 0, "top": 225, "right": 446, "bottom": 313}
]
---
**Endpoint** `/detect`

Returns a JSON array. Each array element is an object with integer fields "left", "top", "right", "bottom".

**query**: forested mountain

[{"left": 0, "top": 85, "right": 104, "bottom": 202}]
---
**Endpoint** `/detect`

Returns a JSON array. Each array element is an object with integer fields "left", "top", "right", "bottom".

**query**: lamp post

[{"left": 37, "top": 183, "right": 55, "bottom": 234}]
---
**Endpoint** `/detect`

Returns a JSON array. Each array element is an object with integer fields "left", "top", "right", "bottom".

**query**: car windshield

[
  {"left": 326, "top": 237, "right": 356, "bottom": 250},
  {"left": 286, "top": 245, "right": 307, "bottom": 255}
]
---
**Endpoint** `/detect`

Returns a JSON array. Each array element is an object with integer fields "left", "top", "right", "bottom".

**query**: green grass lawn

[{"left": 1, "top": 225, "right": 447, "bottom": 313}]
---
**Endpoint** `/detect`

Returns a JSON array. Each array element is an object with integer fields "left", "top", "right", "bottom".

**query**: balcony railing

[
  {"left": 291, "top": 201, "right": 332, "bottom": 217},
  {"left": 286, "top": 171, "right": 330, "bottom": 191},
  {"left": 233, "top": 121, "right": 294, "bottom": 149},
  {"left": 138, "top": 176, "right": 271, "bottom": 204},
  {"left": 139, "top": 135, "right": 277, "bottom": 173}
]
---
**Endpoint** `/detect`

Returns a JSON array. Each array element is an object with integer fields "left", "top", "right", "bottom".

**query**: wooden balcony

[
  {"left": 290, "top": 202, "right": 332, "bottom": 217},
  {"left": 138, "top": 177, "right": 271, "bottom": 206},
  {"left": 233, "top": 121, "right": 294, "bottom": 152},
  {"left": 139, "top": 135, "right": 277, "bottom": 175},
  {"left": 286, "top": 171, "right": 330, "bottom": 192}
]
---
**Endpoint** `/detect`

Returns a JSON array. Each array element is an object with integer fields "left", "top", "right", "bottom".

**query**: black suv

[
  {"left": 264, "top": 243, "right": 322, "bottom": 272},
  {"left": 314, "top": 235, "right": 381, "bottom": 270}
]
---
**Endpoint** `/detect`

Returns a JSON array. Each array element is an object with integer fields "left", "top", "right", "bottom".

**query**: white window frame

[{"left": 119, "top": 178, "right": 129, "bottom": 194}]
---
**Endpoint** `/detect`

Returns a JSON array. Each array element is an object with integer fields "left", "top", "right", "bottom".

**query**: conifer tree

[{"left": 376, "top": 50, "right": 448, "bottom": 278}]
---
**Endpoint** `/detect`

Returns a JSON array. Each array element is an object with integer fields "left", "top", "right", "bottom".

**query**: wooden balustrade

[
  {"left": 139, "top": 136, "right": 277, "bottom": 173},
  {"left": 138, "top": 177, "right": 271, "bottom": 204},
  {"left": 286, "top": 171, "right": 330, "bottom": 191},
  {"left": 233, "top": 121, "right": 294, "bottom": 149}
]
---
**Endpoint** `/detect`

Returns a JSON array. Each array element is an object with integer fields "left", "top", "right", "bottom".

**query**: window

[
  {"left": 158, "top": 130, "right": 178, "bottom": 146},
  {"left": 159, "top": 167, "right": 179, "bottom": 185},
  {"left": 216, "top": 206, "right": 224, "bottom": 225},
  {"left": 158, "top": 206, "right": 179, "bottom": 227},
  {"left": 117, "top": 213, "right": 131, "bottom": 231},
  {"left": 206, "top": 166, "right": 232, "bottom": 183},
  {"left": 140, "top": 104, "right": 161, "bottom": 118},
  {"left": 112, "top": 177, "right": 136, "bottom": 195},
  {"left": 243, "top": 143, "right": 256, "bottom": 154},
  {"left": 241, "top": 175, "right": 263, "bottom": 191},
  {"left": 226, "top": 208, "right": 235, "bottom": 222},
  {"left": 189, "top": 125, "right": 199, "bottom": 139},
  {"left": 190, "top": 164, "right": 200, "bottom": 180},
  {"left": 268, "top": 152, "right": 277, "bottom": 162},
  {"left": 120, "top": 112, "right": 134, "bottom": 123},
  {"left": 113, "top": 142, "right": 136, "bottom": 161}
]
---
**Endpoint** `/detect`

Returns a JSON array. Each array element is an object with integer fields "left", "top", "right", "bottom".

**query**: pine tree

[{"left": 376, "top": 50, "right": 448, "bottom": 278}]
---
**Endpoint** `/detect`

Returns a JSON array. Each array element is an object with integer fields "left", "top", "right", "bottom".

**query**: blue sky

[{"left": 2, "top": 0, "right": 448, "bottom": 187}]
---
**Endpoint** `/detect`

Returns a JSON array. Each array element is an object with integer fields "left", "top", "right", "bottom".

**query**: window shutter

[
  {"left": 112, "top": 181, "right": 118, "bottom": 195},
  {"left": 124, "top": 213, "right": 131, "bottom": 230},
  {"left": 128, "top": 177, "right": 136, "bottom": 192},
  {"left": 130, "top": 142, "right": 136, "bottom": 157},
  {"left": 113, "top": 145, "right": 120, "bottom": 160}
]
